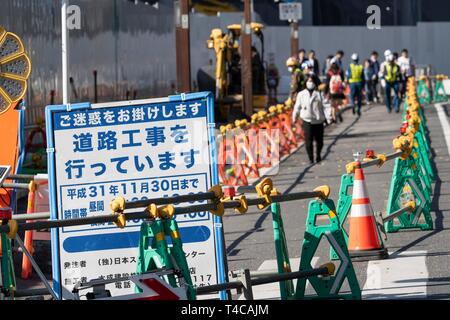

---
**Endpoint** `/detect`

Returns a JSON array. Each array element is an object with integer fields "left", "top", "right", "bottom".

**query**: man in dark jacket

[
  {"left": 308, "top": 50, "right": 320, "bottom": 76},
  {"left": 370, "top": 51, "right": 380, "bottom": 103}
]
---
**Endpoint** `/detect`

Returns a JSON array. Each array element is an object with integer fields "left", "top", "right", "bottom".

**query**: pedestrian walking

[
  {"left": 322, "top": 54, "right": 334, "bottom": 76},
  {"left": 298, "top": 49, "right": 307, "bottom": 65},
  {"left": 308, "top": 50, "right": 320, "bottom": 76},
  {"left": 330, "top": 50, "right": 345, "bottom": 78},
  {"left": 380, "top": 52, "right": 401, "bottom": 113},
  {"left": 364, "top": 59, "right": 374, "bottom": 103},
  {"left": 397, "top": 48, "right": 414, "bottom": 99},
  {"left": 292, "top": 75, "right": 326, "bottom": 164},
  {"left": 369, "top": 51, "right": 380, "bottom": 102},
  {"left": 346, "top": 53, "right": 364, "bottom": 116},
  {"left": 326, "top": 62, "right": 345, "bottom": 123}
]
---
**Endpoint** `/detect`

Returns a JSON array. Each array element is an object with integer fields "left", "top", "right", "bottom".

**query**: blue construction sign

[{"left": 45, "top": 92, "right": 227, "bottom": 299}]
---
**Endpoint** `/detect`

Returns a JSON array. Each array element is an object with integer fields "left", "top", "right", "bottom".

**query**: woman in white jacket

[{"left": 292, "top": 75, "right": 326, "bottom": 164}]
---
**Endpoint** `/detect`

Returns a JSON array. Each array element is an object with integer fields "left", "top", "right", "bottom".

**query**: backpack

[{"left": 329, "top": 74, "right": 343, "bottom": 94}]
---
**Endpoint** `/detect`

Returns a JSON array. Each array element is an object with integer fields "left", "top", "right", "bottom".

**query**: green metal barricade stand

[
  {"left": 136, "top": 220, "right": 178, "bottom": 286},
  {"left": 418, "top": 102, "right": 430, "bottom": 129},
  {"left": 270, "top": 202, "right": 295, "bottom": 300},
  {"left": 296, "top": 199, "right": 361, "bottom": 300},
  {"left": 329, "top": 174, "right": 352, "bottom": 260},
  {"left": 385, "top": 155, "right": 433, "bottom": 233},
  {"left": 412, "top": 135, "right": 434, "bottom": 190},
  {"left": 136, "top": 218, "right": 196, "bottom": 300},
  {"left": 329, "top": 174, "right": 385, "bottom": 260},
  {"left": 417, "top": 79, "right": 431, "bottom": 105},
  {"left": 162, "top": 218, "right": 196, "bottom": 300},
  {"left": 0, "top": 233, "right": 16, "bottom": 300},
  {"left": 433, "top": 78, "right": 448, "bottom": 103},
  {"left": 405, "top": 106, "right": 434, "bottom": 182}
]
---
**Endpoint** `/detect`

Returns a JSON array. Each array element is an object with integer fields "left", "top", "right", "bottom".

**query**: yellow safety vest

[
  {"left": 349, "top": 64, "right": 363, "bottom": 83},
  {"left": 385, "top": 63, "right": 399, "bottom": 83}
]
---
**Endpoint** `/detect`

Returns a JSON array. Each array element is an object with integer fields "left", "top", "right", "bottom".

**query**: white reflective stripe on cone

[
  {"left": 350, "top": 204, "right": 374, "bottom": 217},
  {"left": 353, "top": 179, "right": 371, "bottom": 199}
]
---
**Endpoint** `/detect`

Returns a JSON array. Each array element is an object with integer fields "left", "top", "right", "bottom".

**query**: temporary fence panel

[{"left": 45, "top": 92, "right": 226, "bottom": 299}]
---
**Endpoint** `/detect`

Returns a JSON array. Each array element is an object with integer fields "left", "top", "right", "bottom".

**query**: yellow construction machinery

[{"left": 207, "top": 22, "right": 267, "bottom": 122}]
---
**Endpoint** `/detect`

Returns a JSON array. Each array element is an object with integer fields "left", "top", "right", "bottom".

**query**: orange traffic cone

[{"left": 348, "top": 160, "right": 388, "bottom": 260}]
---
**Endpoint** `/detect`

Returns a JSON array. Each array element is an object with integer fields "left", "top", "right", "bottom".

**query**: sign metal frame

[
  {"left": 45, "top": 92, "right": 228, "bottom": 300},
  {"left": 279, "top": 2, "right": 303, "bottom": 21}
]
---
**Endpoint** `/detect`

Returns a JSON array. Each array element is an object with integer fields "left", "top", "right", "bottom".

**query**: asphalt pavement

[{"left": 223, "top": 101, "right": 450, "bottom": 300}]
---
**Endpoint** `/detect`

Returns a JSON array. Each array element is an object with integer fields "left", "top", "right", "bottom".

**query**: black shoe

[
  {"left": 395, "top": 109, "right": 400, "bottom": 113},
  {"left": 357, "top": 109, "right": 361, "bottom": 116},
  {"left": 316, "top": 156, "right": 322, "bottom": 163},
  {"left": 352, "top": 108, "right": 356, "bottom": 115},
  {"left": 338, "top": 114, "right": 343, "bottom": 122}
]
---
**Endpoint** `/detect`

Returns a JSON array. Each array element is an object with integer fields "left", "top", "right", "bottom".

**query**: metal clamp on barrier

[
  {"left": 347, "top": 152, "right": 388, "bottom": 173},
  {"left": 6, "top": 220, "right": 18, "bottom": 240},
  {"left": 144, "top": 203, "right": 176, "bottom": 220},
  {"left": 110, "top": 196, "right": 126, "bottom": 229},
  {"left": 318, "top": 262, "right": 336, "bottom": 277},
  {"left": 233, "top": 195, "right": 249, "bottom": 214},
  {"left": 346, "top": 161, "right": 358, "bottom": 174},
  {"left": 393, "top": 135, "right": 413, "bottom": 160},
  {"left": 375, "top": 154, "right": 387, "bottom": 167},
  {"left": 255, "top": 178, "right": 274, "bottom": 210},
  {"left": 28, "top": 180, "right": 36, "bottom": 193},
  {"left": 408, "top": 113, "right": 421, "bottom": 132},
  {"left": 159, "top": 205, "right": 175, "bottom": 220},
  {"left": 146, "top": 203, "right": 159, "bottom": 220},
  {"left": 376, "top": 201, "right": 417, "bottom": 240},
  {"left": 208, "top": 185, "right": 224, "bottom": 216},
  {"left": 313, "top": 185, "right": 330, "bottom": 200}
]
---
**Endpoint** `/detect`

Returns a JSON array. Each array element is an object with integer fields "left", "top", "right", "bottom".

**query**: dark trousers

[
  {"left": 302, "top": 121, "right": 324, "bottom": 162},
  {"left": 384, "top": 81, "right": 400, "bottom": 112},
  {"left": 350, "top": 82, "right": 363, "bottom": 112},
  {"left": 365, "top": 80, "right": 374, "bottom": 102}
]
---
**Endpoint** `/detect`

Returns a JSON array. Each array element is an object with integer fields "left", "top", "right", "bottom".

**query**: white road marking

[
  {"left": 435, "top": 104, "right": 450, "bottom": 156},
  {"left": 363, "top": 250, "right": 428, "bottom": 299},
  {"left": 240, "top": 257, "right": 319, "bottom": 300}
]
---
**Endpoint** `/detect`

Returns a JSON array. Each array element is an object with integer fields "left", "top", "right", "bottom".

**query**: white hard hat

[
  {"left": 301, "top": 61, "right": 313, "bottom": 70},
  {"left": 351, "top": 53, "right": 358, "bottom": 61},
  {"left": 384, "top": 49, "right": 392, "bottom": 57}
]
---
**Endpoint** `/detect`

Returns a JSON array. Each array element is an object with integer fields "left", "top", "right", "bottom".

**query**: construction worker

[
  {"left": 346, "top": 53, "right": 364, "bottom": 116},
  {"left": 287, "top": 56, "right": 305, "bottom": 104},
  {"left": 292, "top": 75, "right": 326, "bottom": 164},
  {"left": 380, "top": 53, "right": 401, "bottom": 113}
]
